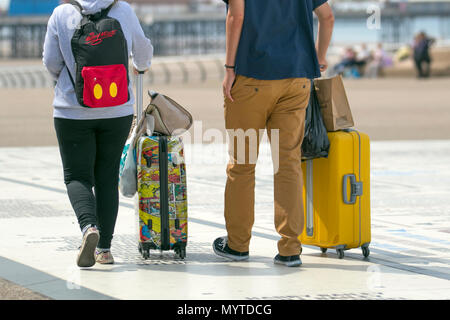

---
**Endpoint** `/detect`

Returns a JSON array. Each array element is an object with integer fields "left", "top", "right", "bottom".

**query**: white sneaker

[
  {"left": 76, "top": 227, "right": 99, "bottom": 268},
  {"left": 95, "top": 250, "right": 114, "bottom": 264}
]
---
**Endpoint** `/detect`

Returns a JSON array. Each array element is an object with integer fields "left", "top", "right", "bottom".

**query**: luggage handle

[
  {"left": 306, "top": 160, "right": 314, "bottom": 237},
  {"left": 342, "top": 174, "right": 363, "bottom": 205},
  {"left": 136, "top": 71, "right": 145, "bottom": 122}
]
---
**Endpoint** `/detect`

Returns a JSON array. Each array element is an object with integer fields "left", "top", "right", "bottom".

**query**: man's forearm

[
  {"left": 315, "top": 4, "right": 335, "bottom": 61},
  {"left": 316, "top": 17, "right": 334, "bottom": 60},
  {"left": 225, "top": 1, "right": 245, "bottom": 66}
]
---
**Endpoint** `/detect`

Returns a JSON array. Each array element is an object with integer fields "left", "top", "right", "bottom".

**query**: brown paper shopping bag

[{"left": 313, "top": 75, "right": 354, "bottom": 131}]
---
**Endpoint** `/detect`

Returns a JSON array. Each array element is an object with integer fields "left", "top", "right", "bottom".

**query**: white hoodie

[{"left": 43, "top": 0, "right": 153, "bottom": 120}]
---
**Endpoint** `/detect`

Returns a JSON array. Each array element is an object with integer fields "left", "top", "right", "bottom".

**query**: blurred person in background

[
  {"left": 332, "top": 45, "right": 371, "bottom": 78},
  {"left": 43, "top": 0, "right": 153, "bottom": 268},
  {"left": 333, "top": 47, "right": 357, "bottom": 75},
  {"left": 365, "top": 43, "right": 392, "bottom": 78},
  {"left": 356, "top": 43, "right": 372, "bottom": 75},
  {"left": 413, "top": 31, "right": 435, "bottom": 79},
  {"left": 395, "top": 45, "right": 412, "bottom": 62}
]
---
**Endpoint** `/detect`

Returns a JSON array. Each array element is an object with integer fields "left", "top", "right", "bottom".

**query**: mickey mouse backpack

[{"left": 68, "top": 0, "right": 129, "bottom": 108}]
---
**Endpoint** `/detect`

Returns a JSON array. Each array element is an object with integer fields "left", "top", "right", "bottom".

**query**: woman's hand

[
  {"left": 133, "top": 67, "right": 148, "bottom": 75},
  {"left": 223, "top": 69, "right": 236, "bottom": 102}
]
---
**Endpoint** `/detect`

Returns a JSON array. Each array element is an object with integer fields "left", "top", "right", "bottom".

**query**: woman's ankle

[{"left": 81, "top": 224, "right": 98, "bottom": 235}]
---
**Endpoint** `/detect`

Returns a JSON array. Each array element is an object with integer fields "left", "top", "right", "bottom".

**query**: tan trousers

[{"left": 224, "top": 75, "right": 311, "bottom": 257}]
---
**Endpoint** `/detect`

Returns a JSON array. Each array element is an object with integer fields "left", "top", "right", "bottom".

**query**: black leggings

[{"left": 54, "top": 115, "right": 133, "bottom": 249}]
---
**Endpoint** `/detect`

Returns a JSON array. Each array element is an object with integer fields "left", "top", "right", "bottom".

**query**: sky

[{"left": 0, "top": 0, "right": 9, "bottom": 11}]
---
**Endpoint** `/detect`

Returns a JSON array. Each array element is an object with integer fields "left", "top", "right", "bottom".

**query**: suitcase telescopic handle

[
  {"left": 136, "top": 71, "right": 145, "bottom": 122},
  {"left": 306, "top": 160, "right": 314, "bottom": 237},
  {"left": 342, "top": 174, "right": 363, "bottom": 205}
]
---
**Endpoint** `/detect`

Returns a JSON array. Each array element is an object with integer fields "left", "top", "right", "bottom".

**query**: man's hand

[
  {"left": 318, "top": 57, "right": 328, "bottom": 73},
  {"left": 223, "top": 69, "right": 236, "bottom": 102},
  {"left": 223, "top": 0, "right": 244, "bottom": 103}
]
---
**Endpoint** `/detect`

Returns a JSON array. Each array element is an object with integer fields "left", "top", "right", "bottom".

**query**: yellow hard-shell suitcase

[{"left": 300, "top": 129, "right": 371, "bottom": 259}]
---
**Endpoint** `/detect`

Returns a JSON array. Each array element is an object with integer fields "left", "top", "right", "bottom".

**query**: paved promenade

[
  {"left": 1, "top": 75, "right": 450, "bottom": 300},
  {"left": 0, "top": 140, "right": 449, "bottom": 300}
]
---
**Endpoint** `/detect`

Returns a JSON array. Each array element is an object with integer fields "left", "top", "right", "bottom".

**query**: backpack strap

[
  {"left": 86, "top": 2, "right": 116, "bottom": 21},
  {"left": 65, "top": 64, "right": 76, "bottom": 91},
  {"left": 68, "top": 0, "right": 116, "bottom": 22},
  {"left": 101, "top": 2, "right": 116, "bottom": 17},
  {"left": 68, "top": 0, "right": 90, "bottom": 26},
  {"left": 69, "top": 0, "right": 83, "bottom": 13}
]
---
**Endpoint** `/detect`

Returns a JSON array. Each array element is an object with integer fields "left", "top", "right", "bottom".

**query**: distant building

[
  {"left": 8, "top": 0, "right": 60, "bottom": 16},
  {"left": 6, "top": 0, "right": 221, "bottom": 17},
  {"left": 126, "top": 0, "right": 214, "bottom": 4},
  {"left": 125, "top": 0, "right": 224, "bottom": 15},
  {"left": 127, "top": 0, "right": 192, "bottom": 3}
]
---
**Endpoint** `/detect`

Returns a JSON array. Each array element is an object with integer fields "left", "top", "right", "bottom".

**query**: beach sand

[{"left": 0, "top": 77, "right": 449, "bottom": 147}]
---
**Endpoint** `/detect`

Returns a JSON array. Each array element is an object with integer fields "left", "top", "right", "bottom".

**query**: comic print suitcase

[
  {"left": 300, "top": 129, "right": 371, "bottom": 259},
  {"left": 136, "top": 135, "right": 188, "bottom": 259}
]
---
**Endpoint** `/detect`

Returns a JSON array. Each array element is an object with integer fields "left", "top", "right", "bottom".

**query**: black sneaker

[
  {"left": 213, "top": 237, "right": 249, "bottom": 261},
  {"left": 274, "top": 254, "right": 302, "bottom": 267}
]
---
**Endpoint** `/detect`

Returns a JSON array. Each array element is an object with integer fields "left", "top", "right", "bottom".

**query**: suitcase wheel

[
  {"left": 362, "top": 246, "right": 370, "bottom": 258},
  {"left": 142, "top": 249, "right": 150, "bottom": 259},
  {"left": 139, "top": 243, "right": 150, "bottom": 260},
  {"left": 174, "top": 245, "right": 186, "bottom": 260},
  {"left": 336, "top": 248, "right": 345, "bottom": 259},
  {"left": 320, "top": 247, "right": 328, "bottom": 254}
]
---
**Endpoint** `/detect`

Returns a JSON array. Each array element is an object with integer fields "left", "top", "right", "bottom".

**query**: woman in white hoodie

[{"left": 43, "top": 0, "right": 153, "bottom": 267}]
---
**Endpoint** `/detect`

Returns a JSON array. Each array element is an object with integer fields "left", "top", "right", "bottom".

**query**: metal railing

[
  {"left": 0, "top": 54, "right": 226, "bottom": 88},
  {"left": 1, "top": 12, "right": 450, "bottom": 59},
  {"left": 0, "top": 15, "right": 226, "bottom": 59}
]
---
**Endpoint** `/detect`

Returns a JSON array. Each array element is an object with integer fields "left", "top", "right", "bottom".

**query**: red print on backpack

[
  {"left": 85, "top": 30, "right": 117, "bottom": 46},
  {"left": 81, "top": 64, "right": 128, "bottom": 108}
]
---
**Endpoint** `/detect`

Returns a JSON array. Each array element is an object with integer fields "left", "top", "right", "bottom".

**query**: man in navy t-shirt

[{"left": 213, "top": 0, "right": 334, "bottom": 267}]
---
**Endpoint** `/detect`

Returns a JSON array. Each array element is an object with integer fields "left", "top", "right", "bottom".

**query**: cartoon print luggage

[
  {"left": 136, "top": 135, "right": 188, "bottom": 259},
  {"left": 300, "top": 129, "right": 371, "bottom": 259},
  {"left": 132, "top": 72, "right": 189, "bottom": 260}
]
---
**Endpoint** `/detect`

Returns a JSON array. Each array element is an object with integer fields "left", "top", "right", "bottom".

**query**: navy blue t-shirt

[{"left": 223, "top": 0, "right": 328, "bottom": 80}]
